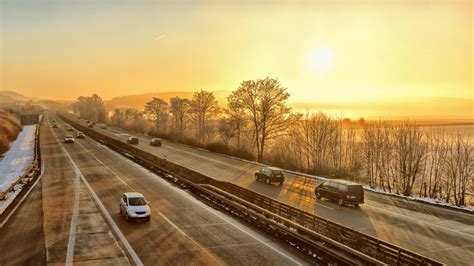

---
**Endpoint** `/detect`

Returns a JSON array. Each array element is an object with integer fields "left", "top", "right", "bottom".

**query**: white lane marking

[
  {"left": 52, "top": 129, "right": 142, "bottom": 266},
  {"left": 65, "top": 154, "right": 80, "bottom": 266},
  {"left": 365, "top": 204, "right": 474, "bottom": 239},
  {"left": 80, "top": 170, "right": 142, "bottom": 266},
  {"left": 74, "top": 141, "right": 132, "bottom": 190},
  {"left": 51, "top": 128, "right": 81, "bottom": 265},
  {"left": 74, "top": 138, "right": 222, "bottom": 265},
  {"left": 315, "top": 202, "right": 335, "bottom": 210},
  {"left": 154, "top": 207, "right": 222, "bottom": 264}
]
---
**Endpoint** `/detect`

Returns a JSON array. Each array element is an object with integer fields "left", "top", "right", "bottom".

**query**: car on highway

[
  {"left": 314, "top": 179, "right": 364, "bottom": 207},
  {"left": 67, "top": 126, "right": 74, "bottom": 131},
  {"left": 99, "top": 124, "right": 107, "bottom": 129},
  {"left": 51, "top": 124, "right": 58, "bottom": 128},
  {"left": 64, "top": 135, "right": 75, "bottom": 143},
  {"left": 76, "top": 132, "right": 85, "bottom": 138},
  {"left": 255, "top": 166, "right": 285, "bottom": 185},
  {"left": 127, "top": 136, "right": 139, "bottom": 145},
  {"left": 150, "top": 138, "right": 162, "bottom": 147},
  {"left": 119, "top": 192, "right": 151, "bottom": 222}
]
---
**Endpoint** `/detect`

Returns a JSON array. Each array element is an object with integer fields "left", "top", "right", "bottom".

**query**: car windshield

[{"left": 128, "top": 197, "right": 147, "bottom": 206}]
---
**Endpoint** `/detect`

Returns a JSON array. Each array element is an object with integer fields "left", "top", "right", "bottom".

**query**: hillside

[
  {"left": 0, "top": 91, "right": 30, "bottom": 103},
  {"left": 107, "top": 90, "right": 231, "bottom": 109}
]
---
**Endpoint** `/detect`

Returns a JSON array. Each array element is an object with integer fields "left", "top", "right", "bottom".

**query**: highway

[
  {"left": 1, "top": 114, "right": 307, "bottom": 265},
  {"left": 79, "top": 118, "right": 474, "bottom": 265}
]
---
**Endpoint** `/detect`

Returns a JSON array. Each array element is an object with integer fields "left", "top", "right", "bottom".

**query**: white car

[
  {"left": 64, "top": 135, "right": 75, "bottom": 143},
  {"left": 119, "top": 192, "right": 151, "bottom": 222}
]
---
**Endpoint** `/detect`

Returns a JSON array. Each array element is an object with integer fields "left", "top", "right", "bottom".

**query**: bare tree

[
  {"left": 390, "top": 122, "right": 427, "bottom": 196},
  {"left": 169, "top": 97, "right": 191, "bottom": 139},
  {"left": 144, "top": 97, "right": 168, "bottom": 132},
  {"left": 111, "top": 108, "right": 148, "bottom": 133},
  {"left": 227, "top": 77, "right": 293, "bottom": 162},
  {"left": 73, "top": 94, "right": 107, "bottom": 122},
  {"left": 301, "top": 113, "right": 338, "bottom": 174},
  {"left": 443, "top": 133, "right": 473, "bottom": 206},
  {"left": 223, "top": 103, "right": 248, "bottom": 153},
  {"left": 190, "top": 90, "right": 220, "bottom": 143},
  {"left": 424, "top": 128, "right": 447, "bottom": 198}
]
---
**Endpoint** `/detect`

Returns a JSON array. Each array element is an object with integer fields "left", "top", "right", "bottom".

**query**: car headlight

[{"left": 128, "top": 211, "right": 136, "bottom": 215}]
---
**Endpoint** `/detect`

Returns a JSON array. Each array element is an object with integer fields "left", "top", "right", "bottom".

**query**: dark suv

[
  {"left": 315, "top": 179, "right": 364, "bottom": 207},
  {"left": 127, "top": 136, "right": 139, "bottom": 145},
  {"left": 149, "top": 138, "right": 162, "bottom": 147},
  {"left": 255, "top": 167, "right": 285, "bottom": 185}
]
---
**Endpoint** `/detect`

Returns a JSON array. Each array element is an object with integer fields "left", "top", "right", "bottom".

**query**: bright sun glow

[{"left": 308, "top": 46, "right": 335, "bottom": 75}]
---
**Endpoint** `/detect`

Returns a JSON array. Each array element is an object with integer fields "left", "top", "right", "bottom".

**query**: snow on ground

[
  {"left": 364, "top": 186, "right": 474, "bottom": 213},
  {"left": 0, "top": 125, "right": 36, "bottom": 194}
]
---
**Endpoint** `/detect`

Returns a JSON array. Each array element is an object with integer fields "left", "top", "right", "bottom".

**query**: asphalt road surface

[
  {"left": 1, "top": 116, "right": 311, "bottom": 265},
  {"left": 78, "top": 118, "right": 474, "bottom": 265}
]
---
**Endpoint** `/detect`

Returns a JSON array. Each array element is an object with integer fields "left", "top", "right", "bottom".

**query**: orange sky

[{"left": 0, "top": 1, "right": 472, "bottom": 119}]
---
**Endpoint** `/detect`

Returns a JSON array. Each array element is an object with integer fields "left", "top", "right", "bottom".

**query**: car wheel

[
  {"left": 354, "top": 204, "right": 359, "bottom": 208},
  {"left": 316, "top": 192, "right": 321, "bottom": 199},
  {"left": 255, "top": 174, "right": 259, "bottom": 181},
  {"left": 338, "top": 198, "right": 344, "bottom": 206},
  {"left": 279, "top": 181, "right": 283, "bottom": 186}
]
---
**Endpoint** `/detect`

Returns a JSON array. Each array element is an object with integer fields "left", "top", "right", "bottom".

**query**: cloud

[{"left": 154, "top": 34, "right": 166, "bottom": 41}]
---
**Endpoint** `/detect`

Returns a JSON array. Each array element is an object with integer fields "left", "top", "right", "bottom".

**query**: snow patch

[
  {"left": 364, "top": 186, "right": 474, "bottom": 213},
  {"left": 0, "top": 125, "right": 37, "bottom": 193}
]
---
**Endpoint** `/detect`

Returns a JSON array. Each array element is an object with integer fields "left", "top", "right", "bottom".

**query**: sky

[{"left": 0, "top": 0, "right": 472, "bottom": 119}]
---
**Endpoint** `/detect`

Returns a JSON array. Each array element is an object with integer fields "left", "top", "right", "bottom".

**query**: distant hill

[
  {"left": 107, "top": 90, "right": 231, "bottom": 109},
  {"left": 0, "top": 91, "right": 30, "bottom": 102}
]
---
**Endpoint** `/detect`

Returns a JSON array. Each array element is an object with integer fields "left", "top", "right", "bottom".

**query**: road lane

[
  {"left": 0, "top": 169, "right": 46, "bottom": 265},
  {"left": 42, "top": 118, "right": 129, "bottom": 265},
  {"left": 54, "top": 117, "right": 308, "bottom": 265},
  {"left": 82, "top": 119, "right": 474, "bottom": 265}
]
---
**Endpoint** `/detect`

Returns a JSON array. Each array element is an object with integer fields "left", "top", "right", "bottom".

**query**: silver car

[{"left": 119, "top": 192, "right": 151, "bottom": 222}]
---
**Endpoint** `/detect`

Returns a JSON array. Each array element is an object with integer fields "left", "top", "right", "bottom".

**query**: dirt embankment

[{"left": 0, "top": 111, "right": 22, "bottom": 154}]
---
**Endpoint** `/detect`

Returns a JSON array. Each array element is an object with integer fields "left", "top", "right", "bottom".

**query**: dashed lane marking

[{"left": 52, "top": 128, "right": 142, "bottom": 266}]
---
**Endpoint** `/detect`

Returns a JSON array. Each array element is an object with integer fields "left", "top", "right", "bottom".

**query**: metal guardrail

[
  {"left": 0, "top": 122, "right": 42, "bottom": 201},
  {"left": 60, "top": 114, "right": 443, "bottom": 265}
]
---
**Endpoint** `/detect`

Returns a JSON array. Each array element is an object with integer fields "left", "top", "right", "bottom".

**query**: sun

[{"left": 308, "top": 46, "right": 335, "bottom": 75}]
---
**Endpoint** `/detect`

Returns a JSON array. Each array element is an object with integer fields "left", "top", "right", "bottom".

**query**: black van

[
  {"left": 127, "top": 136, "right": 139, "bottom": 145},
  {"left": 314, "top": 179, "right": 364, "bottom": 207}
]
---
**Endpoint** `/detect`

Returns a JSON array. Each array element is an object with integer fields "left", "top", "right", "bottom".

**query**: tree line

[{"left": 72, "top": 77, "right": 473, "bottom": 207}]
